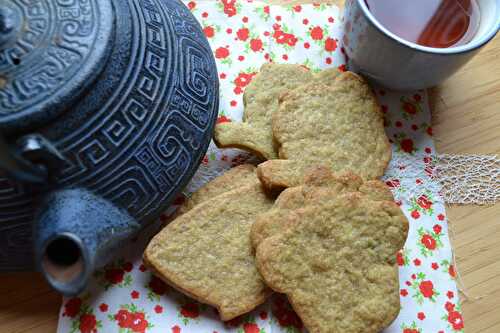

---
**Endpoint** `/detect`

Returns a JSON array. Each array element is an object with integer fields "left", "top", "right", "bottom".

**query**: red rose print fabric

[{"left": 57, "top": 1, "right": 462, "bottom": 332}]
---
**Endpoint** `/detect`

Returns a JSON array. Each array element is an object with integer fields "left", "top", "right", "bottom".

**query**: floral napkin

[{"left": 57, "top": 1, "right": 463, "bottom": 333}]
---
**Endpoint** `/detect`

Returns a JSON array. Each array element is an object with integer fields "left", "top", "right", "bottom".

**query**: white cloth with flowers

[{"left": 57, "top": 1, "right": 463, "bottom": 333}]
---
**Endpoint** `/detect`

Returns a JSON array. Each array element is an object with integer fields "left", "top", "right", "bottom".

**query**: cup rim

[{"left": 357, "top": 0, "right": 500, "bottom": 54}]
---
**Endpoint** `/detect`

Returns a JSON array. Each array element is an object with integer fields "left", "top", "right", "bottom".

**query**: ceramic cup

[{"left": 343, "top": 0, "right": 500, "bottom": 90}]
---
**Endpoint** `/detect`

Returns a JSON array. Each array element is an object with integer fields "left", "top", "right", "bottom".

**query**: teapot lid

[{"left": 0, "top": 0, "right": 114, "bottom": 135}]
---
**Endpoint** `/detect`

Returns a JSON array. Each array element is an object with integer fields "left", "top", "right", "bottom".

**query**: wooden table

[
  {"left": 0, "top": 3, "right": 499, "bottom": 332},
  {"left": 429, "top": 36, "right": 500, "bottom": 333}
]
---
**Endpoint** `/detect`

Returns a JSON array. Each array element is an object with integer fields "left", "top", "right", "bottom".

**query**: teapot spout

[{"left": 34, "top": 189, "right": 140, "bottom": 295}]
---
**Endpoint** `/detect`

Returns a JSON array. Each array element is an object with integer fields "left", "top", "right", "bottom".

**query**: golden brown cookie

[
  {"left": 251, "top": 166, "right": 394, "bottom": 249},
  {"left": 214, "top": 63, "right": 314, "bottom": 160},
  {"left": 178, "top": 164, "right": 258, "bottom": 215},
  {"left": 314, "top": 67, "right": 342, "bottom": 85},
  {"left": 302, "top": 165, "right": 394, "bottom": 202},
  {"left": 258, "top": 71, "right": 391, "bottom": 191},
  {"left": 144, "top": 183, "right": 274, "bottom": 321},
  {"left": 250, "top": 186, "right": 305, "bottom": 250},
  {"left": 256, "top": 192, "right": 408, "bottom": 333},
  {"left": 256, "top": 159, "right": 307, "bottom": 192}
]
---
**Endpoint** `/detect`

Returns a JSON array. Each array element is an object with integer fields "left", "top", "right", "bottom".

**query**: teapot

[{"left": 0, "top": 0, "right": 219, "bottom": 295}]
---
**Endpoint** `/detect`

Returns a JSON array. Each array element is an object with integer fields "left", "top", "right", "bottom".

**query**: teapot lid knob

[
  {"left": 0, "top": 6, "right": 20, "bottom": 50},
  {"left": 0, "top": 0, "right": 115, "bottom": 135}
]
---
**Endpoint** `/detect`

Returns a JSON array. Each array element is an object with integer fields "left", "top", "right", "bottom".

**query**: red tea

[{"left": 364, "top": 0, "right": 481, "bottom": 48}]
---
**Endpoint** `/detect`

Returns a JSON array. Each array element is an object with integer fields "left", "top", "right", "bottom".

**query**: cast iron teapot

[{"left": 0, "top": 0, "right": 218, "bottom": 295}]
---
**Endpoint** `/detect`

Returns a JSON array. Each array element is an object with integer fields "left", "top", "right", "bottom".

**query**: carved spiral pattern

[{"left": 0, "top": 0, "right": 110, "bottom": 118}]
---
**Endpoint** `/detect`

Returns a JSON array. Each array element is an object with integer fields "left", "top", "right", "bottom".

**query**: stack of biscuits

[{"left": 144, "top": 64, "right": 409, "bottom": 333}]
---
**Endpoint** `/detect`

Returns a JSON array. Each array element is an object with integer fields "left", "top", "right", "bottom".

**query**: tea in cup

[{"left": 343, "top": 0, "right": 500, "bottom": 90}]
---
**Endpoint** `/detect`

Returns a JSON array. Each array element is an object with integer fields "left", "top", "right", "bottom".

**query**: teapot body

[{"left": 0, "top": 0, "right": 219, "bottom": 270}]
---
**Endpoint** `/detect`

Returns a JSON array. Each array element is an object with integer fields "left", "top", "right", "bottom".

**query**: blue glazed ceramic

[{"left": 0, "top": 0, "right": 219, "bottom": 295}]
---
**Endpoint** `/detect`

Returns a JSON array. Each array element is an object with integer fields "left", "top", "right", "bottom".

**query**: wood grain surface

[
  {"left": 429, "top": 36, "right": 500, "bottom": 333},
  {"left": 0, "top": 2, "right": 498, "bottom": 332}
]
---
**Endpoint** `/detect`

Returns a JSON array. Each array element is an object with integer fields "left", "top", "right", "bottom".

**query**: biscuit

[
  {"left": 178, "top": 164, "right": 258, "bottom": 215},
  {"left": 144, "top": 183, "right": 274, "bottom": 321},
  {"left": 303, "top": 165, "right": 394, "bottom": 202},
  {"left": 314, "top": 67, "right": 342, "bottom": 85},
  {"left": 250, "top": 186, "right": 305, "bottom": 250},
  {"left": 256, "top": 159, "right": 307, "bottom": 192},
  {"left": 258, "top": 71, "right": 391, "bottom": 191},
  {"left": 256, "top": 192, "right": 408, "bottom": 333},
  {"left": 251, "top": 166, "right": 394, "bottom": 248},
  {"left": 214, "top": 63, "right": 314, "bottom": 160}
]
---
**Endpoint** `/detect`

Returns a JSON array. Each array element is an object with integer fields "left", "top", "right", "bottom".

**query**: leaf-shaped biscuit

[
  {"left": 256, "top": 193, "right": 408, "bottom": 333},
  {"left": 144, "top": 183, "right": 274, "bottom": 320},
  {"left": 214, "top": 63, "right": 314, "bottom": 160},
  {"left": 251, "top": 166, "right": 394, "bottom": 249},
  {"left": 258, "top": 71, "right": 391, "bottom": 190},
  {"left": 178, "top": 164, "right": 258, "bottom": 214}
]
